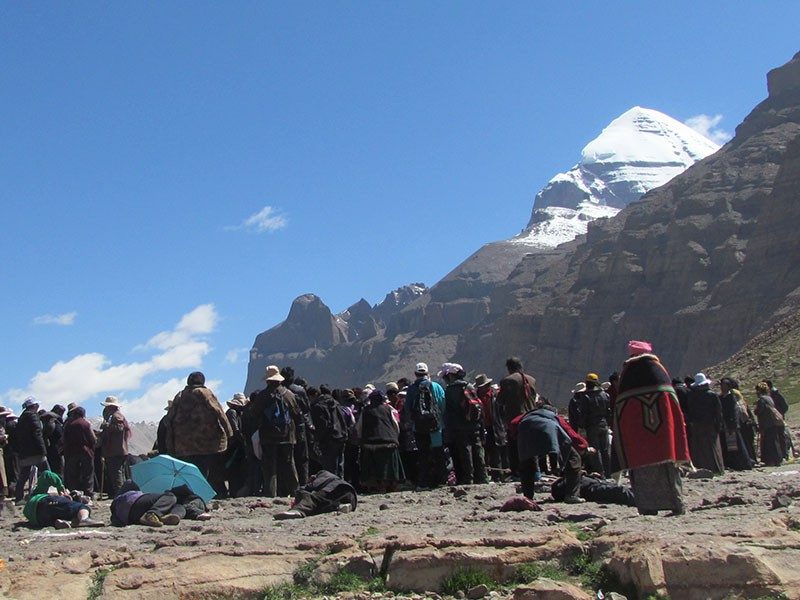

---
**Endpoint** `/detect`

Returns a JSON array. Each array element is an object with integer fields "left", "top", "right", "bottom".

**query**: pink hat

[{"left": 627, "top": 340, "right": 653, "bottom": 356}]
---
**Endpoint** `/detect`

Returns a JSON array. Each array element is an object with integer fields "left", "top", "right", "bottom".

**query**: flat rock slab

[{"left": 0, "top": 464, "right": 799, "bottom": 598}]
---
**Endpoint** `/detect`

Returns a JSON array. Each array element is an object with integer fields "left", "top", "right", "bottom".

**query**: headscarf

[{"left": 627, "top": 340, "right": 653, "bottom": 356}]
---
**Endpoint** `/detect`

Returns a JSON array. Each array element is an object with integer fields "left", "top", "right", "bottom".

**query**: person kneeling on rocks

[
  {"left": 111, "top": 480, "right": 211, "bottom": 527},
  {"left": 23, "top": 470, "right": 104, "bottom": 529},
  {"left": 512, "top": 399, "right": 584, "bottom": 504}
]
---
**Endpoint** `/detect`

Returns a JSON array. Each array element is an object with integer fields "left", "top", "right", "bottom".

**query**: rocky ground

[{"left": 1, "top": 454, "right": 800, "bottom": 600}]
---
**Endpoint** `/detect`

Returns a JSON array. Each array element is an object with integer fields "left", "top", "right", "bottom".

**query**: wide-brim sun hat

[
  {"left": 692, "top": 372, "right": 712, "bottom": 387},
  {"left": 264, "top": 365, "right": 285, "bottom": 382},
  {"left": 101, "top": 396, "right": 121, "bottom": 407},
  {"left": 474, "top": 374, "right": 493, "bottom": 388},
  {"left": 227, "top": 393, "right": 248, "bottom": 408},
  {"left": 438, "top": 362, "right": 464, "bottom": 377}
]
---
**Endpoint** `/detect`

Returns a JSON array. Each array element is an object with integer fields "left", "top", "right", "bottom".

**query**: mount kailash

[{"left": 244, "top": 101, "right": 725, "bottom": 395}]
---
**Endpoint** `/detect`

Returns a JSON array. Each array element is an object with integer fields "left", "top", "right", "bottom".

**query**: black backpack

[
  {"left": 326, "top": 399, "right": 349, "bottom": 443},
  {"left": 412, "top": 380, "right": 441, "bottom": 433}
]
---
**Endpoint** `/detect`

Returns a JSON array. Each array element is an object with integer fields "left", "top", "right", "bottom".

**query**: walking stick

[{"left": 100, "top": 457, "right": 105, "bottom": 500}]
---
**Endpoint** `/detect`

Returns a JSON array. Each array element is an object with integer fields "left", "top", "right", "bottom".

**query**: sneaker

[
  {"left": 564, "top": 496, "right": 586, "bottom": 504},
  {"left": 53, "top": 519, "right": 72, "bottom": 530},
  {"left": 337, "top": 503, "right": 353, "bottom": 514},
  {"left": 139, "top": 512, "right": 162, "bottom": 527},
  {"left": 160, "top": 514, "right": 181, "bottom": 526},
  {"left": 195, "top": 512, "right": 212, "bottom": 521},
  {"left": 76, "top": 518, "right": 105, "bottom": 528}
]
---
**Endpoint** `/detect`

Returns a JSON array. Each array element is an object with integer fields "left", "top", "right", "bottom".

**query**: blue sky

[{"left": 2, "top": 3, "right": 798, "bottom": 420}]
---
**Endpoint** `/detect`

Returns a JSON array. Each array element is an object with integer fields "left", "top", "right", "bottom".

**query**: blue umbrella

[{"left": 130, "top": 454, "right": 217, "bottom": 504}]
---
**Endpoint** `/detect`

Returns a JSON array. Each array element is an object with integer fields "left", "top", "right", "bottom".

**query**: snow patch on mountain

[
  {"left": 510, "top": 106, "right": 720, "bottom": 249},
  {"left": 510, "top": 202, "right": 620, "bottom": 248}
]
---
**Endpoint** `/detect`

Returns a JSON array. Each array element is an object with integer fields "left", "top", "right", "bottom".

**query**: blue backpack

[{"left": 263, "top": 392, "right": 291, "bottom": 436}]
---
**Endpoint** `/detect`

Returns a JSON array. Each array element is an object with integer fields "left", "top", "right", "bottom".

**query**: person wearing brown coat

[
  {"left": 246, "top": 365, "right": 301, "bottom": 497},
  {"left": 99, "top": 396, "right": 132, "bottom": 497},
  {"left": 496, "top": 357, "right": 538, "bottom": 478},
  {"left": 165, "top": 372, "right": 233, "bottom": 497},
  {"left": 63, "top": 406, "right": 97, "bottom": 496}
]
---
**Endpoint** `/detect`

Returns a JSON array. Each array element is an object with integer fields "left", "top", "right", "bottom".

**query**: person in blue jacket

[{"left": 401, "top": 362, "right": 447, "bottom": 489}]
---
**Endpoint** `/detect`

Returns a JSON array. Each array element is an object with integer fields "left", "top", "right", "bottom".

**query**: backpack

[
  {"left": 317, "top": 398, "right": 349, "bottom": 443},
  {"left": 412, "top": 381, "right": 441, "bottom": 433},
  {"left": 263, "top": 392, "right": 291, "bottom": 436},
  {"left": 462, "top": 383, "right": 483, "bottom": 423}
]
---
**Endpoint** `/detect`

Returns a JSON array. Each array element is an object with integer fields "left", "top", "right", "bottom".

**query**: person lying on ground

[
  {"left": 274, "top": 470, "right": 357, "bottom": 520},
  {"left": 551, "top": 472, "right": 636, "bottom": 506},
  {"left": 111, "top": 480, "right": 211, "bottom": 527},
  {"left": 23, "top": 470, "right": 103, "bottom": 529}
]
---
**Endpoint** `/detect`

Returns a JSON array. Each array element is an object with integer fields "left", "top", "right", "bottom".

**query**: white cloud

[
  {"left": 143, "top": 304, "right": 218, "bottom": 351},
  {"left": 33, "top": 311, "right": 77, "bottom": 326},
  {"left": 2, "top": 304, "right": 220, "bottom": 422},
  {"left": 1, "top": 353, "right": 153, "bottom": 407},
  {"left": 226, "top": 206, "right": 287, "bottom": 233},
  {"left": 117, "top": 378, "right": 183, "bottom": 422},
  {"left": 684, "top": 114, "right": 732, "bottom": 145},
  {"left": 225, "top": 347, "right": 250, "bottom": 364}
]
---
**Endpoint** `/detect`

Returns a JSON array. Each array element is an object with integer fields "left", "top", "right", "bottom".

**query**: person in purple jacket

[{"left": 111, "top": 480, "right": 211, "bottom": 527}]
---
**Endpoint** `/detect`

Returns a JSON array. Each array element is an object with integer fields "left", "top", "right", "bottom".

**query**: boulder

[
  {"left": 313, "top": 548, "right": 377, "bottom": 584},
  {"left": 601, "top": 538, "right": 800, "bottom": 599},
  {"left": 512, "top": 579, "right": 592, "bottom": 600},
  {"left": 386, "top": 530, "right": 582, "bottom": 592},
  {"left": 101, "top": 551, "right": 312, "bottom": 599}
]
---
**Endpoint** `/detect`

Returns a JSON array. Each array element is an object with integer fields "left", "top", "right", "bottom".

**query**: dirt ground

[{"left": 2, "top": 455, "right": 800, "bottom": 599}]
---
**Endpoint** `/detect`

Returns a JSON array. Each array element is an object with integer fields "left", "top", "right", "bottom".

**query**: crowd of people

[{"left": 0, "top": 340, "right": 794, "bottom": 528}]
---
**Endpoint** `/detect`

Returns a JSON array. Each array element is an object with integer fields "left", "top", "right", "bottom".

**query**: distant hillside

[
  {"left": 708, "top": 308, "right": 800, "bottom": 425},
  {"left": 90, "top": 419, "right": 158, "bottom": 456}
]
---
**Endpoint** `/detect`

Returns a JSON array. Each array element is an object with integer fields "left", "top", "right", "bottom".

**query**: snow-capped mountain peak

[
  {"left": 581, "top": 106, "right": 719, "bottom": 168},
  {"left": 510, "top": 106, "right": 720, "bottom": 249}
]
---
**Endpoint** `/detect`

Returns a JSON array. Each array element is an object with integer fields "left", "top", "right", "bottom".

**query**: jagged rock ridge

[{"left": 245, "top": 284, "right": 427, "bottom": 392}]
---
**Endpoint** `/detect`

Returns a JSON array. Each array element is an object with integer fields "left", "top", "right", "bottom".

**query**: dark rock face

[
  {"left": 458, "top": 51, "right": 800, "bottom": 400},
  {"left": 767, "top": 51, "right": 800, "bottom": 98},
  {"left": 245, "top": 285, "right": 427, "bottom": 392},
  {"left": 246, "top": 52, "right": 800, "bottom": 401}
]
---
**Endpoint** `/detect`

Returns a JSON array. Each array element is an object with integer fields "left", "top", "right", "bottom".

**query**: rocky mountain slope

[
  {"left": 464, "top": 51, "right": 800, "bottom": 401},
  {"left": 245, "top": 107, "right": 717, "bottom": 391},
  {"left": 246, "top": 52, "right": 800, "bottom": 402},
  {"left": 708, "top": 309, "right": 800, "bottom": 422},
  {"left": 245, "top": 285, "right": 427, "bottom": 393}
]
